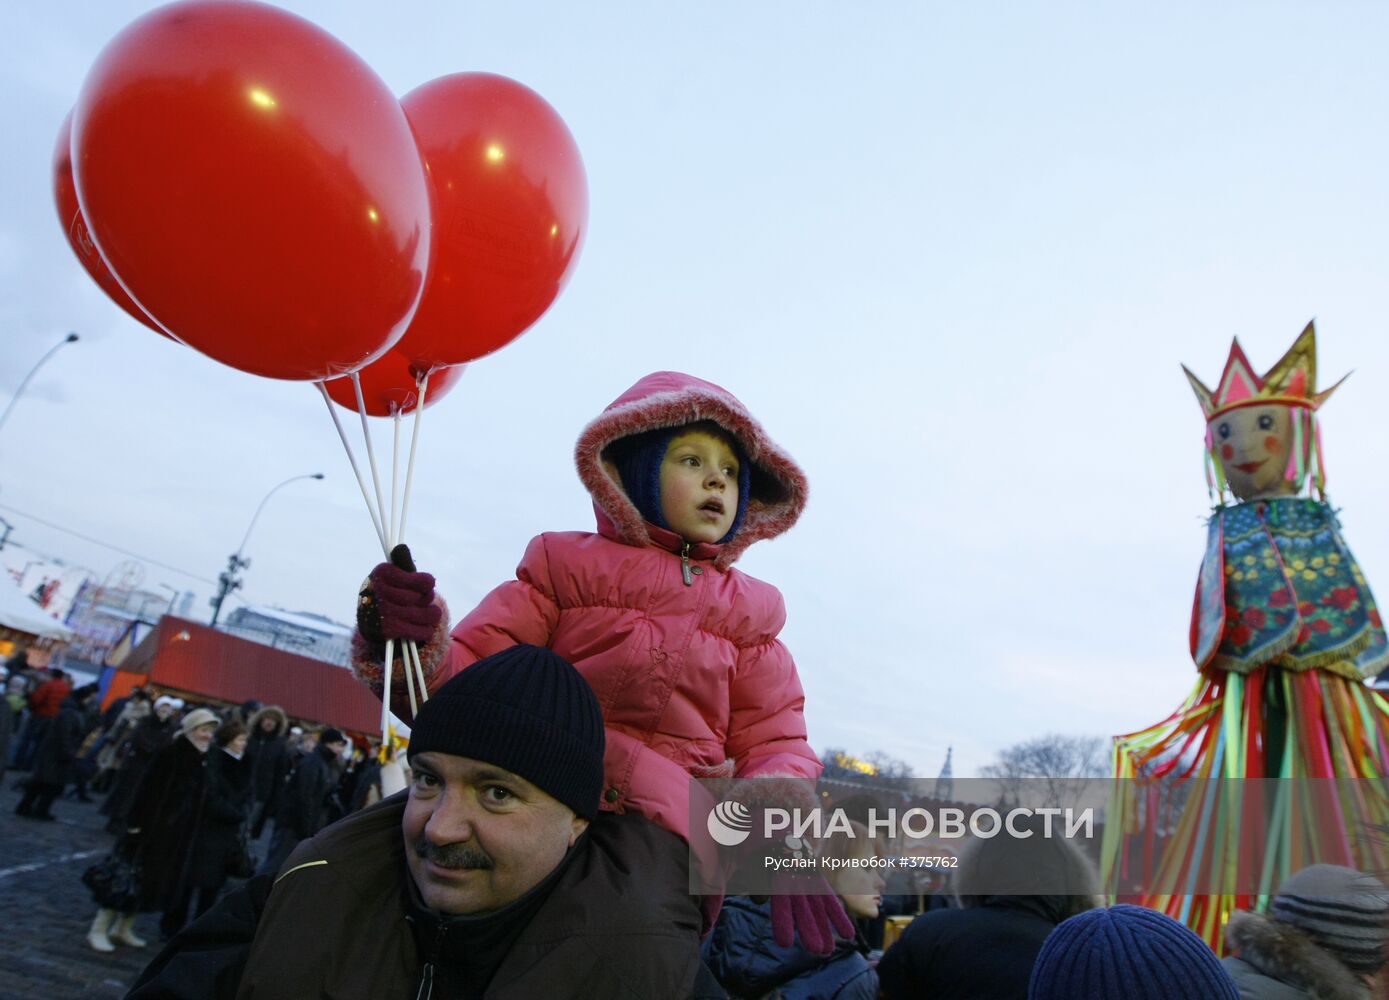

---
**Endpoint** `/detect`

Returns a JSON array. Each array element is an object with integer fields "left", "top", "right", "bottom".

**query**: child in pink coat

[{"left": 355, "top": 371, "right": 849, "bottom": 951}]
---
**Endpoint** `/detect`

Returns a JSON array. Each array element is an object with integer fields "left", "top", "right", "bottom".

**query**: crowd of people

[{"left": 1, "top": 652, "right": 386, "bottom": 957}]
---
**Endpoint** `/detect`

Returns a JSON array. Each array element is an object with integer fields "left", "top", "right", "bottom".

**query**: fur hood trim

[
  {"left": 1225, "top": 910, "right": 1371, "bottom": 1000},
  {"left": 248, "top": 704, "right": 288, "bottom": 738},
  {"left": 574, "top": 371, "right": 808, "bottom": 569}
]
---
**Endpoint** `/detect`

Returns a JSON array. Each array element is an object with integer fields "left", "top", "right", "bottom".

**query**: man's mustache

[{"left": 413, "top": 836, "right": 494, "bottom": 871}]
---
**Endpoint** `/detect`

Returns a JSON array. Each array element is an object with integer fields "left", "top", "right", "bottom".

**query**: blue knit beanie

[
  {"left": 611, "top": 426, "right": 751, "bottom": 544},
  {"left": 1029, "top": 905, "right": 1239, "bottom": 1000}
]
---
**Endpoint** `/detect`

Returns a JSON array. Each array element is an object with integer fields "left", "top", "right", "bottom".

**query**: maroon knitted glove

[
  {"left": 771, "top": 888, "right": 855, "bottom": 955},
  {"left": 748, "top": 830, "right": 855, "bottom": 955},
  {"left": 357, "top": 544, "right": 442, "bottom": 644}
]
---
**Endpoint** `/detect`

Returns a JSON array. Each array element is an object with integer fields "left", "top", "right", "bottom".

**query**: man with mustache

[{"left": 125, "top": 644, "right": 719, "bottom": 998}]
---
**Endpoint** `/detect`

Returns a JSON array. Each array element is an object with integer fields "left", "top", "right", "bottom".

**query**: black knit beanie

[
  {"left": 407, "top": 645, "right": 605, "bottom": 820},
  {"left": 611, "top": 425, "right": 752, "bottom": 544}
]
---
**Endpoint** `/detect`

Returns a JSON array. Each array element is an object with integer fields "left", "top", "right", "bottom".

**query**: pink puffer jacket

[{"left": 358, "top": 372, "right": 820, "bottom": 842}]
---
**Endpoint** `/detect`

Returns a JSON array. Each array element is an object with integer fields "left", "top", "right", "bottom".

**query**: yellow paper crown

[{"left": 1182, "top": 320, "right": 1345, "bottom": 421}]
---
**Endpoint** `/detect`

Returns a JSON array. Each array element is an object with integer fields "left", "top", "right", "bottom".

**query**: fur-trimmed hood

[
  {"left": 248, "top": 704, "right": 288, "bottom": 739},
  {"left": 574, "top": 371, "right": 808, "bottom": 569},
  {"left": 1224, "top": 910, "right": 1372, "bottom": 1000}
]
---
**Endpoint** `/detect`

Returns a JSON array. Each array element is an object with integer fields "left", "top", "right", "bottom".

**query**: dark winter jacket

[
  {"left": 125, "top": 793, "right": 719, "bottom": 999},
  {"left": 1222, "top": 910, "right": 1374, "bottom": 1000},
  {"left": 274, "top": 742, "right": 341, "bottom": 839},
  {"left": 188, "top": 749, "right": 253, "bottom": 889},
  {"left": 703, "top": 895, "right": 877, "bottom": 999},
  {"left": 243, "top": 706, "right": 288, "bottom": 808},
  {"left": 30, "top": 694, "right": 88, "bottom": 787},
  {"left": 102, "top": 713, "right": 177, "bottom": 824},
  {"left": 0, "top": 693, "right": 15, "bottom": 774},
  {"left": 124, "top": 735, "right": 210, "bottom": 912},
  {"left": 877, "top": 896, "right": 1076, "bottom": 1000}
]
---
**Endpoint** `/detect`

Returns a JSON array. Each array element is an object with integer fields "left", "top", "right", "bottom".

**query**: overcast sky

[{"left": 2, "top": 2, "right": 1388, "bottom": 778}]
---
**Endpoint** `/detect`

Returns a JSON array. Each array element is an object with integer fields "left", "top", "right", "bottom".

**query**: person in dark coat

[
  {"left": 183, "top": 720, "right": 253, "bottom": 920},
  {"left": 12, "top": 667, "right": 69, "bottom": 771},
  {"left": 242, "top": 705, "right": 288, "bottom": 837},
  {"left": 877, "top": 815, "right": 1102, "bottom": 1000},
  {"left": 0, "top": 674, "right": 22, "bottom": 781},
  {"left": 101, "top": 697, "right": 178, "bottom": 834},
  {"left": 254, "top": 727, "right": 346, "bottom": 876},
  {"left": 16, "top": 684, "right": 99, "bottom": 819},
  {"left": 705, "top": 896, "right": 877, "bottom": 999},
  {"left": 124, "top": 708, "right": 220, "bottom": 939},
  {"left": 704, "top": 818, "right": 882, "bottom": 999},
  {"left": 84, "top": 708, "right": 218, "bottom": 953},
  {"left": 126, "top": 644, "right": 722, "bottom": 999},
  {"left": 68, "top": 684, "right": 106, "bottom": 801}
]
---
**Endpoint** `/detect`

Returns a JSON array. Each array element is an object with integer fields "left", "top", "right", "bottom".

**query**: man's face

[
  {"left": 402, "top": 752, "right": 588, "bottom": 916},
  {"left": 325, "top": 739, "right": 347, "bottom": 758},
  {"left": 259, "top": 717, "right": 277, "bottom": 733}
]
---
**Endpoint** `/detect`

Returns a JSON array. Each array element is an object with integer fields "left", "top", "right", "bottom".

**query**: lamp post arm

[
  {"left": 0, "top": 332, "right": 79, "bottom": 437},
  {"left": 234, "top": 473, "right": 323, "bottom": 558}
]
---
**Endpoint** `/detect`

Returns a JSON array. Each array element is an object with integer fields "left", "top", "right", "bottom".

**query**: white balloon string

[
  {"left": 352, "top": 372, "right": 390, "bottom": 554},
  {"left": 398, "top": 370, "right": 430, "bottom": 545},
  {"left": 382, "top": 638, "right": 395, "bottom": 744},
  {"left": 409, "top": 640, "right": 430, "bottom": 704},
  {"left": 390, "top": 408, "right": 402, "bottom": 548},
  {"left": 315, "top": 381, "right": 387, "bottom": 554},
  {"left": 402, "top": 633, "right": 419, "bottom": 718},
  {"left": 399, "top": 372, "right": 433, "bottom": 706}
]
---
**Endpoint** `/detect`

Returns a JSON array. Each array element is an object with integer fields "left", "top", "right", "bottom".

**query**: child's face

[
  {"left": 1210, "top": 404, "right": 1294, "bottom": 500},
  {"left": 658, "top": 429, "right": 740, "bottom": 544}
]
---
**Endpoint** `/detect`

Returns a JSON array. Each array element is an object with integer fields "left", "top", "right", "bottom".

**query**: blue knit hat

[
  {"left": 611, "top": 425, "right": 751, "bottom": 544},
  {"left": 1029, "top": 905, "right": 1239, "bottom": 1000}
]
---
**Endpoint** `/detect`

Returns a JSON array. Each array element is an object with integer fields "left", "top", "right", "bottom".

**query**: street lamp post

[
  {"left": 0, "top": 332, "right": 80, "bottom": 437},
  {"left": 209, "top": 473, "right": 324, "bottom": 627}
]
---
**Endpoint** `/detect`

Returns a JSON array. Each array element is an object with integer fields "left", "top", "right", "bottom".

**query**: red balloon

[
  {"left": 324, "top": 351, "right": 465, "bottom": 417},
  {"left": 398, "top": 72, "right": 587, "bottom": 367},
  {"left": 52, "top": 112, "right": 172, "bottom": 339},
  {"left": 72, "top": 0, "right": 431, "bottom": 380}
]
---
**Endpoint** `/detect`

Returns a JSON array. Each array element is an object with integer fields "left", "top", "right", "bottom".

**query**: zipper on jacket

[
  {"left": 680, "top": 542, "right": 693, "bottom": 586},
  {"left": 415, "top": 962, "right": 434, "bottom": 1000}
]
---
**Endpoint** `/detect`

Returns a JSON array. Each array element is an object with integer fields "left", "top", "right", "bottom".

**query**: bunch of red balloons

[{"left": 57, "top": 0, "right": 588, "bottom": 417}]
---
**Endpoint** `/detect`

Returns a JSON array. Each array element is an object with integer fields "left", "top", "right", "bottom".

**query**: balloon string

[
  {"left": 401, "top": 634, "right": 419, "bottom": 718},
  {"left": 382, "top": 638, "right": 395, "bottom": 740},
  {"left": 390, "top": 409, "right": 402, "bottom": 547},
  {"left": 400, "top": 371, "right": 432, "bottom": 702},
  {"left": 409, "top": 641, "right": 429, "bottom": 706},
  {"left": 315, "top": 381, "right": 387, "bottom": 553},
  {"left": 352, "top": 371, "right": 391, "bottom": 552},
  {"left": 388, "top": 408, "right": 420, "bottom": 717},
  {"left": 398, "top": 371, "right": 430, "bottom": 546}
]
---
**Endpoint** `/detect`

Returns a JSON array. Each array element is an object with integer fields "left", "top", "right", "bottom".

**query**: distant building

[
  {"left": 62, "top": 577, "right": 178, "bottom": 667},
  {"left": 220, "top": 606, "right": 352, "bottom": 666}
]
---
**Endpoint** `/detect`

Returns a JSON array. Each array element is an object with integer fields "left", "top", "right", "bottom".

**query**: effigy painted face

[{"left": 1211, "top": 405, "right": 1294, "bottom": 501}]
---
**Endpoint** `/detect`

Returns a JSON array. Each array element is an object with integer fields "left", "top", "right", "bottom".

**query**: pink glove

[
  {"left": 771, "top": 888, "right": 855, "bottom": 954},
  {"left": 357, "top": 544, "right": 442, "bottom": 644}
]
